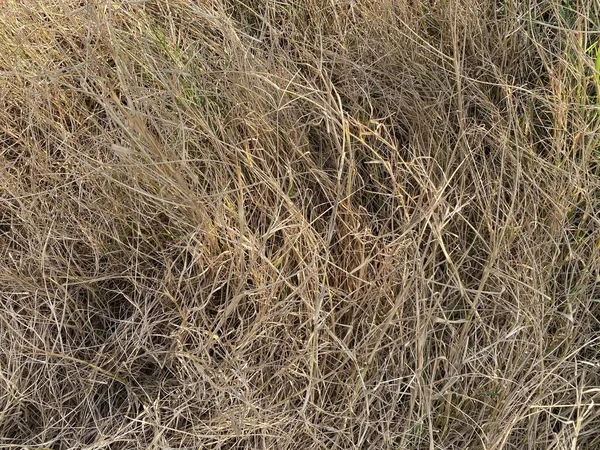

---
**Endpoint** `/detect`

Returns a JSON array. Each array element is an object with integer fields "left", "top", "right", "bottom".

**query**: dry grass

[{"left": 1, "top": 0, "right": 599, "bottom": 448}]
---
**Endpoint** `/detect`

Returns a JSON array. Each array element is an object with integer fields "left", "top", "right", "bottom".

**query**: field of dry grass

[{"left": 1, "top": 1, "right": 599, "bottom": 449}]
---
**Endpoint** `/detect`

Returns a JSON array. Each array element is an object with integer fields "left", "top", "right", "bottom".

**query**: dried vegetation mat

[{"left": 1, "top": 1, "right": 599, "bottom": 449}]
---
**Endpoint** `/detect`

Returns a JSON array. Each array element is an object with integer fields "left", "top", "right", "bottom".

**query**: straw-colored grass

[{"left": 1, "top": 1, "right": 599, "bottom": 449}]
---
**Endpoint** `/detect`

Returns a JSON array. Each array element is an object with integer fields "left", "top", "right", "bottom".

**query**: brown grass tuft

[{"left": 1, "top": 1, "right": 599, "bottom": 449}]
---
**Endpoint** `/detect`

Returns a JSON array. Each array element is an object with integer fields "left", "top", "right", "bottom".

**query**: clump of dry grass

[{"left": 1, "top": 0, "right": 599, "bottom": 448}]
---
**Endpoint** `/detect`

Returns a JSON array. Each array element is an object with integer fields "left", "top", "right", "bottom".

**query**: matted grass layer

[{"left": 0, "top": 1, "right": 599, "bottom": 449}]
